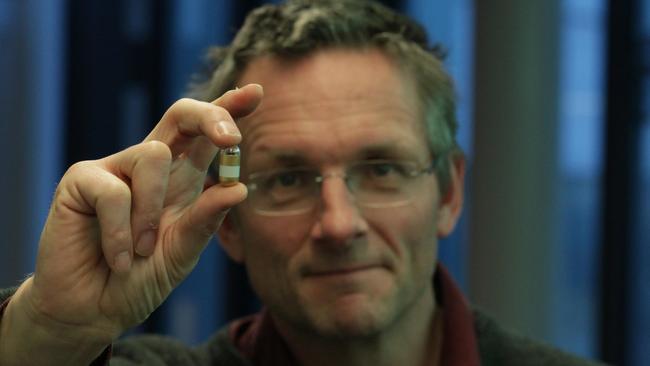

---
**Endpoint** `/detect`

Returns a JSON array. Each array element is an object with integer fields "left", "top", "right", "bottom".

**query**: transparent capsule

[{"left": 218, "top": 145, "right": 240, "bottom": 186}]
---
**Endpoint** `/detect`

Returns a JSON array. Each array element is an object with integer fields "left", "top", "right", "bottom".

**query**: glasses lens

[
  {"left": 248, "top": 168, "right": 319, "bottom": 215},
  {"left": 247, "top": 160, "right": 425, "bottom": 215},
  {"left": 350, "top": 160, "right": 416, "bottom": 207}
]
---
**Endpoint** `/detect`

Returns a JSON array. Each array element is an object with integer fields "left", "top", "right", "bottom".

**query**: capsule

[{"left": 218, "top": 145, "right": 240, "bottom": 186}]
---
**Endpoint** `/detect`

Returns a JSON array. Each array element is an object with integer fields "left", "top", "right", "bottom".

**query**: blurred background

[{"left": 0, "top": 0, "right": 647, "bottom": 364}]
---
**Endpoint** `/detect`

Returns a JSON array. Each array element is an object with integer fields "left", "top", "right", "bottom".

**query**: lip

[{"left": 305, "top": 264, "right": 383, "bottom": 278}]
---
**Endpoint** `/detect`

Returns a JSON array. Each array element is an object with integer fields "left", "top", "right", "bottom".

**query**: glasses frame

[{"left": 243, "top": 158, "right": 438, "bottom": 216}]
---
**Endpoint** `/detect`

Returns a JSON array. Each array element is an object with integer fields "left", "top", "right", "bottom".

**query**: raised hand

[{"left": 0, "top": 84, "right": 263, "bottom": 366}]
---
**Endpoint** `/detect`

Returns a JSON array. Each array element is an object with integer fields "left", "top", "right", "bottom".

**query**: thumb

[{"left": 165, "top": 183, "right": 247, "bottom": 279}]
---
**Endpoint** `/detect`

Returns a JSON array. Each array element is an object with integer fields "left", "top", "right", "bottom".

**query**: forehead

[{"left": 235, "top": 48, "right": 428, "bottom": 167}]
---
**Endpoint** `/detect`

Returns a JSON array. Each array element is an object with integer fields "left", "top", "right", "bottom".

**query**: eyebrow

[
  {"left": 257, "top": 144, "right": 420, "bottom": 165},
  {"left": 356, "top": 144, "right": 421, "bottom": 161},
  {"left": 248, "top": 150, "right": 311, "bottom": 169},
  {"left": 271, "top": 152, "right": 310, "bottom": 166}
]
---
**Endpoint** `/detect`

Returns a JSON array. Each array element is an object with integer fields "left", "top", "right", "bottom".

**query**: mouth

[{"left": 305, "top": 264, "right": 384, "bottom": 278}]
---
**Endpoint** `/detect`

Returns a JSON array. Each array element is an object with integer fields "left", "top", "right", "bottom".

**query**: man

[{"left": 0, "top": 1, "right": 605, "bottom": 365}]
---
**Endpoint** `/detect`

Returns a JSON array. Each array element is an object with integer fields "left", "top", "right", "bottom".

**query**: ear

[
  {"left": 436, "top": 153, "right": 466, "bottom": 237},
  {"left": 216, "top": 211, "right": 245, "bottom": 263}
]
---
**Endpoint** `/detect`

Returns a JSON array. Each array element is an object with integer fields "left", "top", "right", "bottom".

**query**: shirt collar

[{"left": 435, "top": 264, "right": 481, "bottom": 366}]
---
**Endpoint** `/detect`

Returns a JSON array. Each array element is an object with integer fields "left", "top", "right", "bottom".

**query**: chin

[{"left": 306, "top": 294, "right": 394, "bottom": 338}]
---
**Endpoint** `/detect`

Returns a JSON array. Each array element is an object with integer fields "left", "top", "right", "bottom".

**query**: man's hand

[{"left": 0, "top": 84, "right": 263, "bottom": 366}]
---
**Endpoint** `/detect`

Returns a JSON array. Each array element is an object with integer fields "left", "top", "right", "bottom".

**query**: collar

[
  {"left": 229, "top": 263, "right": 481, "bottom": 366},
  {"left": 435, "top": 264, "right": 481, "bottom": 365}
]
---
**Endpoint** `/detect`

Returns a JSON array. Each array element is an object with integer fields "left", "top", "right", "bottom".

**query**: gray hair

[{"left": 188, "top": 0, "right": 461, "bottom": 193}]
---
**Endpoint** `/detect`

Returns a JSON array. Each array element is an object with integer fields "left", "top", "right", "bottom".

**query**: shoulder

[
  {"left": 196, "top": 327, "right": 254, "bottom": 366},
  {"left": 472, "top": 309, "right": 608, "bottom": 366},
  {"left": 113, "top": 334, "right": 200, "bottom": 365},
  {"left": 112, "top": 326, "right": 252, "bottom": 366}
]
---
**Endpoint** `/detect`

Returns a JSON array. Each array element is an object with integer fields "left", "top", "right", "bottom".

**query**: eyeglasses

[{"left": 245, "top": 159, "right": 436, "bottom": 216}]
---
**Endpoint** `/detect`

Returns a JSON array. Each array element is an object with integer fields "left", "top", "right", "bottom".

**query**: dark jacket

[
  {"left": 0, "top": 285, "right": 607, "bottom": 366},
  {"left": 105, "top": 310, "right": 605, "bottom": 366}
]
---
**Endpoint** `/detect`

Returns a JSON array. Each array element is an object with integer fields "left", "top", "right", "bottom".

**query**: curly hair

[{"left": 188, "top": 0, "right": 460, "bottom": 193}]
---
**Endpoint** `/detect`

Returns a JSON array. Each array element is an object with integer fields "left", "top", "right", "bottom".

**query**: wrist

[{"left": 0, "top": 278, "right": 111, "bottom": 366}]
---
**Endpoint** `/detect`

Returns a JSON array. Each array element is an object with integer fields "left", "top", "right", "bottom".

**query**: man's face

[{"left": 219, "top": 49, "right": 462, "bottom": 338}]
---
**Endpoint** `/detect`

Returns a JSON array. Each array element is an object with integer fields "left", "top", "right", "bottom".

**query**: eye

[
  {"left": 274, "top": 171, "right": 301, "bottom": 187},
  {"left": 261, "top": 169, "right": 313, "bottom": 191},
  {"left": 352, "top": 160, "right": 414, "bottom": 191},
  {"left": 370, "top": 162, "right": 397, "bottom": 177},
  {"left": 260, "top": 169, "right": 315, "bottom": 205},
  {"left": 363, "top": 161, "right": 412, "bottom": 179}
]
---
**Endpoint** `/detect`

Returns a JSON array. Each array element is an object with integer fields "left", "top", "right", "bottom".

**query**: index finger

[
  {"left": 211, "top": 84, "right": 264, "bottom": 118},
  {"left": 144, "top": 84, "right": 263, "bottom": 157}
]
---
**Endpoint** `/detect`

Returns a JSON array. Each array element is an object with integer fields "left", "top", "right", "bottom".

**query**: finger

[
  {"left": 145, "top": 98, "right": 239, "bottom": 158},
  {"left": 165, "top": 183, "right": 247, "bottom": 279},
  {"left": 144, "top": 84, "right": 263, "bottom": 171},
  {"left": 211, "top": 83, "right": 264, "bottom": 118},
  {"left": 82, "top": 169, "right": 134, "bottom": 275},
  {"left": 183, "top": 135, "right": 221, "bottom": 171},
  {"left": 104, "top": 141, "right": 172, "bottom": 257},
  {"left": 146, "top": 100, "right": 233, "bottom": 172},
  {"left": 145, "top": 84, "right": 262, "bottom": 153},
  {"left": 189, "top": 83, "right": 263, "bottom": 171}
]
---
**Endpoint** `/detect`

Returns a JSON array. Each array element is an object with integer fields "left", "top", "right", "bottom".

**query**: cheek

[
  {"left": 370, "top": 196, "right": 440, "bottom": 272},
  {"left": 410, "top": 197, "right": 440, "bottom": 244},
  {"left": 239, "top": 215, "right": 312, "bottom": 292},
  {"left": 239, "top": 207, "right": 311, "bottom": 258}
]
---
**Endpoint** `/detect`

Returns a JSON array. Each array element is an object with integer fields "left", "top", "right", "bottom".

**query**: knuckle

[
  {"left": 140, "top": 140, "right": 172, "bottom": 163},
  {"left": 165, "top": 98, "right": 197, "bottom": 120},
  {"left": 65, "top": 160, "right": 95, "bottom": 176},
  {"left": 207, "top": 105, "right": 231, "bottom": 122},
  {"left": 172, "top": 97, "right": 196, "bottom": 109},
  {"left": 101, "top": 179, "right": 131, "bottom": 202},
  {"left": 58, "top": 160, "right": 103, "bottom": 198},
  {"left": 106, "top": 228, "right": 132, "bottom": 246}
]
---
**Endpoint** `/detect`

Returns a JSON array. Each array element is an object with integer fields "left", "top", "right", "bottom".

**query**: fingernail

[
  {"left": 114, "top": 251, "right": 132, "bottom": 273},
  {"left": 136, "top": 230, "right": 157, "bottom": 256},
  {"left": 251, "top": 84, "right": 263, "bottom": 93},
  {"left": 216, "top": 120, "right": 241, "bottom": 137}
]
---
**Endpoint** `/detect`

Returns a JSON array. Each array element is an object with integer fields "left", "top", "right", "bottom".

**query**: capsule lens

[{"left": 219, "top": 145, "right": 240, "bottom": 186}]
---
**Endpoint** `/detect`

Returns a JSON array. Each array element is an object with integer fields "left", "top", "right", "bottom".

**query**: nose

[{"left": 310, "top": 173, "right": 368, "bottom": 246}]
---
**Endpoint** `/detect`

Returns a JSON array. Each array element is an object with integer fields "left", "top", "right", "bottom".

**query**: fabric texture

[
  {"left": 0, "top": 267, "right": 607, "bottom": 366},
  {"left": 104, "top": 311, "right": 605, "bottom": 366}
]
